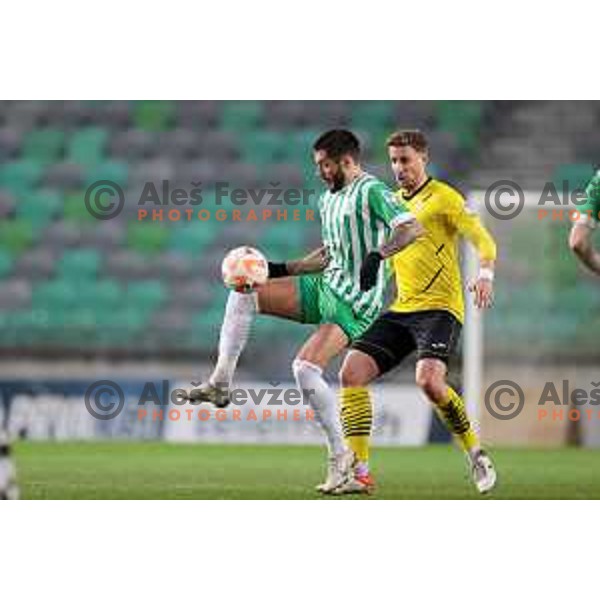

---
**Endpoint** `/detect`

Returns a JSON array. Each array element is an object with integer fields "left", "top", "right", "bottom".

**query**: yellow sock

[
  {"left": 340, "top": 387, "right": 373, "bottom": 464},
  {"left": 437, "top": 387, "right": 479, "bottom": 453}
]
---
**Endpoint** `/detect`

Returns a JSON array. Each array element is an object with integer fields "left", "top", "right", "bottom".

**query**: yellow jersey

[{"left": 389, "top": 177, "right": 496, "bottom": 324}]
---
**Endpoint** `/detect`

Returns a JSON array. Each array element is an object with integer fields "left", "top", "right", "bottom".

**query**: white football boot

[
  {"left": 469, "top": 449, "right": 497, "bottom": 494},
  {"left": 184, "top": 382, "right": 231, "bottom": 408},
  {"left": 316, "top": 449, "right": 355, "bottom": 494}
]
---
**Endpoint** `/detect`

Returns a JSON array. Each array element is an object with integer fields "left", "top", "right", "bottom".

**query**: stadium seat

[
  {"left": 176, "top": 101, "right": 220, "bottom": 128},
  {"left": 110, "top": 129, "right": 158, "bottom": 161},
  {"left": 351, "top": 101, "right": 395, "bottom": 130},
  {"left": 63, "top": 190, "right": 96, "bottom": 223},
  {"left": 22, "top": 128, "right": 65, "bottom": 164},
  {"left": 265, "top": 101, "right": 311, "bottom": 128},
  {"left": 41, "top": 221, "right": 84, "bottom": 248},
  {"left": 76, "top": 279, "right": 123, "bottom": 310},
  {"left": 0, "top": 279, "right": 32, "bottom": 310},
  {"left": 43, "top": 162, "right": 85, "bottom": 189},
  {"left": 125, "top": 280, "right": 166, "bottom": 310},
  {"left": 169, "top": 223, "right": 219, "bottom": 255},
  {"left": 0, "top": 160, "right": 43, "bottom": 194},
  {"left": 104, "top": 250, "right": 157, "bottom": 280},
  {"left": 126, "top": 222, "right": 170, "bottom": 254},
  {"left": 0, "top": 127, "right": 22, "bottom": 160},
  {"left": 221, "top": 101, "right": 264, "bottom": 131},
  {"left": 57, "top": 249, "right": 101, "bottom": 280},
  {"left": 0, "top": 250, "right": 13, "bottom": 279},
  {"left": 0, "top": 219, "right": 34, "bottom": 252},
  {"left": 16, "top": 249, "right": 57, "bottom": 280},
  {"left": 16, "top": 190, "right": 62, "bottom": 229},
  {"left": 67, "top": 127, "right": 108, "bottom": 165},
  {"left": 156, "top": 253, "right": 194, "bottom": 280},
  {"left": 33, "top": 279, "right": 80, "bottom": 309},
  {"left": 0, "top": 190, "right": 16, "bottom": 218},
  {"left": 86, "top": 161, "right": 129, "bottom": 187},
  {"left": 6, "top": 101, "right": 50, "bottom": 128},
  {"left": 240, "top": 131, "right": 287, "bottom": 166},
  {"left": 133, "top": 101, "right": 176, "bottom": 131},
  {"left": 157, "top": 129, "right": 202, "bottom": 160}
]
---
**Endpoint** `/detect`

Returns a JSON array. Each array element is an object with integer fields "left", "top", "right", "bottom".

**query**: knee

[
  {"left": 292, "top": 358, "right": 319, "bottom": 381},
  {"left": 339, "top": 352, "right": 376, "bottom": 388},
  {"left": 416, "top": 371, "right": 446, "bottom": 404},
  {"left": 339, "top": 363, "right": 367, "bottom": 387}
]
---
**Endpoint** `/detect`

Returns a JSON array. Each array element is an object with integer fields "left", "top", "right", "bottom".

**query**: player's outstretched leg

[
  {"left": 416, "top": 359, "right": 497, "bottom": 494},
  {"left": 188, "top": 278, "right": 301, "bottom": 407},
  {"left": 188, "top": 290, "right": 257, "bottom": 406},
  {"left": 293, "top": 324, "right": 355, "bottom": 494}
]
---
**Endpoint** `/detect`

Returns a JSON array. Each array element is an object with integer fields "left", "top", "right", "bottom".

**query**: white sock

[
  {"left": 292, "top": 358, "right": 345, "bottom": 456},
  {"left": 209, "top": 291, "right": 257, "bottom": 387}
]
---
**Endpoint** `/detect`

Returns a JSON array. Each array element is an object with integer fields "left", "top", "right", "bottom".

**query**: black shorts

[{"left": 351, "top": 309, "right": 462, "bottom": 375}]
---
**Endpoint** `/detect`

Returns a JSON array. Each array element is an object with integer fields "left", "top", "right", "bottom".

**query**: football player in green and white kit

[
  {"left": 190, "top": 129, "right": 422, "bottom": 493},
  {"left": 569, "top": 170, "right": 600, "bottom": 273}
]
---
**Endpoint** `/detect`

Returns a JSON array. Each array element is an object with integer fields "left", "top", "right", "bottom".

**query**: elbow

[{"left": 568, "top": 228, "right": 585, "bottom": 256}]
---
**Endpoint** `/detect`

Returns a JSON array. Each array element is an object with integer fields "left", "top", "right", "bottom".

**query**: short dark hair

[
  {"left": 313, "top": 129, "right": 361, "bottom": 161},
  {"left": 386, "top": 130, "right": 429, "bottom": 154}
]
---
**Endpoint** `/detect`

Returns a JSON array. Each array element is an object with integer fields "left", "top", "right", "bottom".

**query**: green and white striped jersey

[
  {"left": 575, "top": 170, "right": 600, "bottom": 226},
  {"left": 319, "top": 172, "right": 414, "bottom": 320}
]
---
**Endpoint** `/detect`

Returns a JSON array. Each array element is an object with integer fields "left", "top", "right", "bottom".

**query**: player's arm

[
  {"left": 569, "top": 175, "right": 600, "bottom": 275},
  {"left": 268, "top": 246, "right": 329, "bottom": 278},
  {"left": 359, "top": 185, "right": 423, "bottom": 291},
  {"left": 449, "top": 192, "right": 497, "bottom": 309},
  {"left": 569, "top": 224, "right": 600, "bottom": 275}
]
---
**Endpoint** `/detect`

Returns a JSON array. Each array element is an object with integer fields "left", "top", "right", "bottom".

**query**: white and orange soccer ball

[{"left": 221, "top": 246, "right": 269, "bottom": 294}]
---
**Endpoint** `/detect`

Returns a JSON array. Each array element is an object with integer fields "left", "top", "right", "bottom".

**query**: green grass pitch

[{"left": 13, "top": 442, "right": 600, "bottom": 499}]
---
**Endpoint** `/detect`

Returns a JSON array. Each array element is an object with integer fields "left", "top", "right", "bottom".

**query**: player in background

[
  {"left": 569, "top": 170, "right": 600, "bottom": 273},
  {"left": 0, "top": 431, "right": 18, "bottom": 500},
  {"left": 189, "top": 130, "right": 423, "bottom": 493},
  {"left": 336, "top": 130, "right": 498, "bottom": 494}
]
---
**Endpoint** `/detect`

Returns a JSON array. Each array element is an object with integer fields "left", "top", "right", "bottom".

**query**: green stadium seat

[
  {"left": 67, "top": 127, "right": 108, "bottom": 165},
  {"left": 86, "top": 161, "right": 129, "bottom": 187},
  {"left": 125, "top": 280, "right": 166, "bottom": 310},
  {"left": 22, "top": 129, "right": 65, "bottom": 164},
  {"left": 261, "top": 224, "right": 307, "bottom": 256},
  {"left": 16, "top": 189, "right": 62, "bottom": 229},
  {"left": 63, "top": 190, "right": 96, "bottom": 222},
  {"left": 33, "top": 280, "right": 80, "bottom": 309},
  {"left": 76, "top": 279, "right": 122, "bottom": 311},
  {"left": 0, "top": 160, "right": 43, "bottom": 195},
  {"left": 133, "top": 101, "right": 176, "bottom": 131},
  {"left": 240, "top": 131, "right": 287, "bottom": 165},
  {"left": 0, "top": 250, "right": 13, "bottom": 279},
  {"left": 437, "top": 101, "right": 484, "bottom": 129},
  {"left": 169, "top": 223, "right": 219, "bottom": 254},
  {"left": 0, "top": 219, "right": 34, "bottom": 252},
  {"left": 127, "top": 222, "right": 170, "bottom": 254},
  {"left": 221, "top": 101, "right": 264, "bottom": 131},
  {"left": 436, "top": 101, "right": 484, "bottom": 153},
  {"left": 57, "top": 249, "right": 101, "bottom": 280},
  {"left": 351, "top": 102, "right": 394, "bottom": 130}
]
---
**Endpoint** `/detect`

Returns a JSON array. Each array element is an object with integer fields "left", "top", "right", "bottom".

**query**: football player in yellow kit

[{"left": 336, "top": 130, "right": 497, "bottom": 495}]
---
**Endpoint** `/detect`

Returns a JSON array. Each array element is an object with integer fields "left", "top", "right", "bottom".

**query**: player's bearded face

[
  {"left": 389, "top": 146, "right": 427, "bottom": 191},
  {"left": 315, "top": 152, "right": 346, "bottom": 192}
]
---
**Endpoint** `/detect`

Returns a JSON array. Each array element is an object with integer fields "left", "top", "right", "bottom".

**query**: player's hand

[
  {"left": 289, "top": 246, "right": 330, "bottom": 275},
  {"left": 469, "top": 277, "right": 494, "bottom": 309},
  {"left": 360, "top": 251, "right": 383, "bottom": 291}
]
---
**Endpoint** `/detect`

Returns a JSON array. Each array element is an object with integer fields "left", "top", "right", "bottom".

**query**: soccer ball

[{"left": 221, "top": 246, "right": 269, "bottom": 294}]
